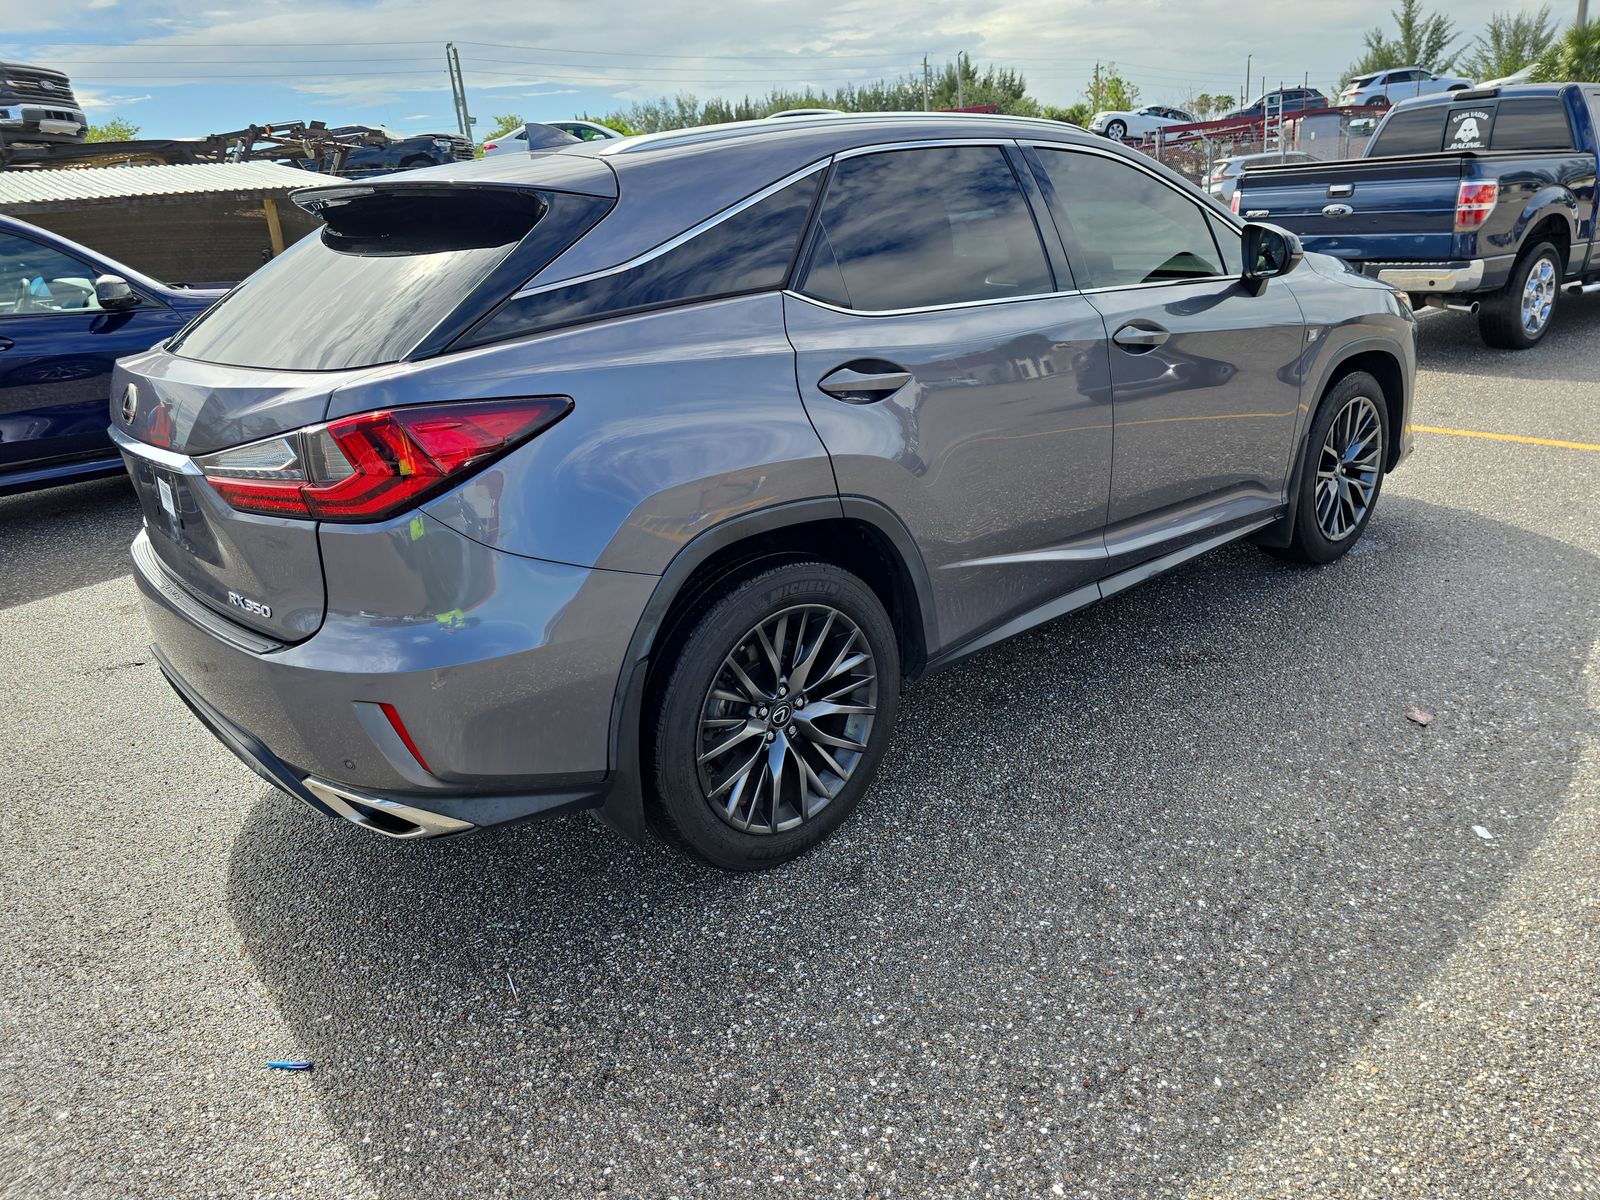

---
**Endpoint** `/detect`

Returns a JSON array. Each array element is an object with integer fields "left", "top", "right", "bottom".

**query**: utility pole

[
  {"left": 1093, "top": 62, "right": 1101, "bottom": 110},
  {"left": 445, "top": 42, "right": 475, "bottom": 140},
  {"left": 956, "top": 51, "right": 965, "bottom": 108},
  {"left": 922, "top": 55, "right": 930, "bottom": 111},
  {"left": 1243, "top": 54, "right": 1251, "bottom": 108},
  {"left": 1580, "top": 0, "right": 1589, "bottom": 25}
]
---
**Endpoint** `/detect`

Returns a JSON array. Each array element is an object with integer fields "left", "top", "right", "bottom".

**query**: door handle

[
  {"left": 1111, "top": 322, "right": 1170, "bottom": 353},
  {"left": 817, "top": 361, "right": 913, "bottom": 403},
  {"left": 0, "top": 337, "right": 13, "bottom": 352}
]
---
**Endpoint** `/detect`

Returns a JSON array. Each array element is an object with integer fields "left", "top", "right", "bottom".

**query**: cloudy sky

[{"left": 0, "top": 0, "right": 1568, "bottom": 139}]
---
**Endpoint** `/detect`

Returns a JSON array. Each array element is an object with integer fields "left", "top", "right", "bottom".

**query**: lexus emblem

[
  {"left": 121, "top": 383, "right": 139, "bottom": 424},
  {"left": 1322, "top": 203, "right": 1354, "bottom": 218}
]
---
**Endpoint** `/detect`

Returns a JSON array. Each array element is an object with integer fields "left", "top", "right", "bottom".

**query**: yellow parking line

[{"left": 1412, "top": 425, "right": 1600, "bottom": 452}]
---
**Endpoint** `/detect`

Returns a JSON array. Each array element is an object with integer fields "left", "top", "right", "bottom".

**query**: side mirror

[
  {"left": 94, "top": 274, "right": 140, "bottom": 312},
  {"left": 1240, "top": 223, "right": 1304, "bottom": 295}
]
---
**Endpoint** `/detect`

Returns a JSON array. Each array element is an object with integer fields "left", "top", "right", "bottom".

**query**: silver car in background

[
  {"left": 1208, "top": 150, "right": 1319, "bottom": 204},
  {"left": 113, "top": 113, "right": 1415, "bottom": 870}
]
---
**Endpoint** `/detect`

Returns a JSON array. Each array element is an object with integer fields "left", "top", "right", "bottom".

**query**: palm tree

[{"left": 1532, "top": 17, "right": 1600, "bottom": 81}]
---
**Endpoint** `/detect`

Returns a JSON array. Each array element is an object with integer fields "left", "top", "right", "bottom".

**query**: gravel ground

[{"left": 1, "top": 297, "right": 1596, "bottom": 1200}]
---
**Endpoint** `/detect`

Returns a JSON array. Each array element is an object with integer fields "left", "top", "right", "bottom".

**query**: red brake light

[
  {"left": 199, "top": 397, "right": 571, "bottom": 521},
  {"left": 1230, "top": 188, "right": 1241, "bottom": 214},
  {"left": 483, "top": 142, "right": 497, "bottom": 150},
  {"left": 1455, "top": 181, "right": 1498, "bottom": 231}
]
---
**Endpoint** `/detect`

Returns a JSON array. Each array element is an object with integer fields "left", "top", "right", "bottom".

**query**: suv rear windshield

[{"left": 169, "top": 189, "right": 546, "bottom": 371}]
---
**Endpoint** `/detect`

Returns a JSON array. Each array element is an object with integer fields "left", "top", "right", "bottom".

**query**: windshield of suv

[{"left": 168, "top": 189, "right": 545, "bottom": 371}]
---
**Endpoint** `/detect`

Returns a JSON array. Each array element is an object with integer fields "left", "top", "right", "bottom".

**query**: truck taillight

[
  {"left": 1230, "top": 188, "right": 1241, "bottom": 214},
  {"left": 197, "top": 397, "right": 571, "bottom": 521},
  {"left": 1455, "top": 181, "right": 1498, "bottom": 231}
]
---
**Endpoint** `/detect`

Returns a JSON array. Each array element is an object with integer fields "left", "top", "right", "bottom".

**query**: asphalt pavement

[{"left": 2, "top": 297, "right": 1597, "bottom": 1199}]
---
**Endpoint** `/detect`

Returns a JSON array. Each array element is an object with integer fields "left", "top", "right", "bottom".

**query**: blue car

[{"left": 0, "top": 214, "right": 224, "bottom": 495}]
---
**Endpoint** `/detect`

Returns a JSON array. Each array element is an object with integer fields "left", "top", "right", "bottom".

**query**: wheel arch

[
  {"left": 1517, "top": 206, "right": 1574, "bottom": 273},
  {"left": 595, "top": 498, "right": 937, "bottom": 842},
  {"left": 1256, "top": 340, "right": 1408, "bottom": 551}
]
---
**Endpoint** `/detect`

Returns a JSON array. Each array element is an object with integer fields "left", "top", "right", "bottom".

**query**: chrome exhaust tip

[{"left": 302, "top": 778, "right": 474, "bottom": 839}]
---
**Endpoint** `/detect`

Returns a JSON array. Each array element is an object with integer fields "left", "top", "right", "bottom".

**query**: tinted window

[
  {"left": 172, "top": 190, "right": 546, "bottom": 370},
  {"left": 796, "top": 146, "right": 1052, "bottom": 311},
  {"left": 1034, "top": 149, "right": 1225, "bottom": 288},
  {"left": 466, "top": 173, "right": 818, "bottom": 346},
  {"left": 1490, "top": 98, "right": 1575, "bottom": 150},
  {"left": 1368, "top": 106, "right": 1448, "bottom": 156},
  {"left": 0, "top": 233, "right": 104, "bottom": 316}
]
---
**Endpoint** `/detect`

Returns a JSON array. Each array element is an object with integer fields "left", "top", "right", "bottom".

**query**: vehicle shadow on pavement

[
  {"left": 0, "top": 474, "right": 139, "bottom": 611},
  {"left": 1414, "top": 291, "right": 1600, "bottom": 383},
  {"left": 227, "top": 496, "right": 1598, "bottom": 1198}
]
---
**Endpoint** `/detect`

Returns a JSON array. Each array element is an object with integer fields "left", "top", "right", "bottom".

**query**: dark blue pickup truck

[{"left": 1236, "top": 83, "right": 1600, "bottom": 348}]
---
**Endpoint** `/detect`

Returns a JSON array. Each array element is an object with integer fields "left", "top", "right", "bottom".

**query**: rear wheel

[
  {"left": 1479, "top": 240, "right": 1562, "bottom": 350},
  {"left": 1267, "top": 371, "right": 1389, "bottom": 565},
  {"left": 649, "top": 562, "right": 900, "bottom": 871}
]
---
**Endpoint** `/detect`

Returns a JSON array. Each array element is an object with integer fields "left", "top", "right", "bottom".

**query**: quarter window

[
  {"left": 0, "top": 233, "right": 104, "bottom": 317},
  {"left": 796, "top": 146, "right": 1053, "bottom": 311},
  {"left": 1033, "top": 149, "right": 1226, "bottom": 288}
]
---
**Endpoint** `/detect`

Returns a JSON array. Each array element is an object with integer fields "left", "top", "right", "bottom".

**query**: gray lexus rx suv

[{"left": 113, "top": 113, "right": 1416, "bottom": 871}]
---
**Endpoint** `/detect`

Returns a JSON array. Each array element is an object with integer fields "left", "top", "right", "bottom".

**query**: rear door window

[
  {"left": 795, "top": 146, "right": 1053, "bottom": 311},
  {"left": 1368, "top": 106, "right": 1448, "bottom": 156},
  {"left": 1489, "top": 98, "right": 1576, "bottom": 150},
  {"left": 1032, "top": 149, "right": 1226, "bottom": 288},
  {"left": 465, "top": 172, "right": 819, "bottom": 346}
]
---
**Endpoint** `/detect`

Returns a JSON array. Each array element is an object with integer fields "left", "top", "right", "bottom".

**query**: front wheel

[
  {"left": 1105, "top": 119, "right": 1127, "bottom": 140},
  {"left": 1478, "top": 241, "right": 1562, "bottom": 350},
  {"left": 1266, "top": 371, "right": 1389, "bottom": 565},
  {"left": 649, "top": 561, "right": 900, "bottom": 871}
]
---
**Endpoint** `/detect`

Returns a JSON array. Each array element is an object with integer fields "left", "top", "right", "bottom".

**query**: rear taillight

[
  {"left": 1230, "top": 188, "right": 1241, "bottom": 214},
  {"left": 1455, "top": 181, "right": 1499, "bottom": 231},
  {"left": 197, "top": 397, "right": 570, "bottom": 521},
  {"left": 483, "top": 142, "right": 497, "bottom": 151}
]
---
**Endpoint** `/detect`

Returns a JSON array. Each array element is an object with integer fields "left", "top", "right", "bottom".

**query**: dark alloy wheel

[
  {"left": 1313, "top": 392, "right": 1383, "bottom": 542},
  {"left": 650, "top": 561, "right": 900, "bottom": 871},
  {"left": 696, "top": 603, "right": 878, "bottom": 834},
  {"left": 1266, "top": 370, "right": 1389, "bottom": 565}
]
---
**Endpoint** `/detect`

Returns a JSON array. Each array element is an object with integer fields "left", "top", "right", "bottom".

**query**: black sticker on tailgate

[{"left": 1445, "top": 108, "right": 1493, "bottom": 151}]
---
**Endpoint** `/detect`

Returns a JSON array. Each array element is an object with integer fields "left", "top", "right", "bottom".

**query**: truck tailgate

[{"left": 1238, "top": 154, "right": 1467, "bottom": 260}]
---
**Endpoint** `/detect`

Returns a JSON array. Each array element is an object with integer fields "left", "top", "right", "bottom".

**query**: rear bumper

[
  {"left": 1368, "top": 260, "right": 1485, "bottom": 293},
  {"left": 1363, "top": 253, "right": 1517, "bottom": 295},
  {"left": 131, "top": 517, "right": 655, "bottom": 837}
]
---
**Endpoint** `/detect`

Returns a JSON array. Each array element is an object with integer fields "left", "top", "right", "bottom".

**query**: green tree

[
  {"left": 1462, "top": 7, "right": 1558, "bottom": 80},
  {"left": 1531, "top": 16, "right": 1600, "bottom": 82},
  {"left": 1085, "top": 64, "right": 1140, "bottom": 111},
  {"left": 85, "top": 116, "right": 140, "bottom": 143},
  {"left": 482, "top": 112, "right": 525, "bottom": 140},
  {"left": 1343, "top": 0, "right": 1461, "bottom": 86},
  {"left": 600, "top": 58, "right": 1046, "bottom": 133}
]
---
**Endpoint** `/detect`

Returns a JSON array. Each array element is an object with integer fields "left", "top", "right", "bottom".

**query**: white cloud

[
  {"left": 74, "top": 89, "right": 154, "bottom": 111},
  {"left": 401, "top": 112, "right": 430, "bottom": 119},
  {"left": 87, "top": 0, "right": 119, "bottom": 8}
]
